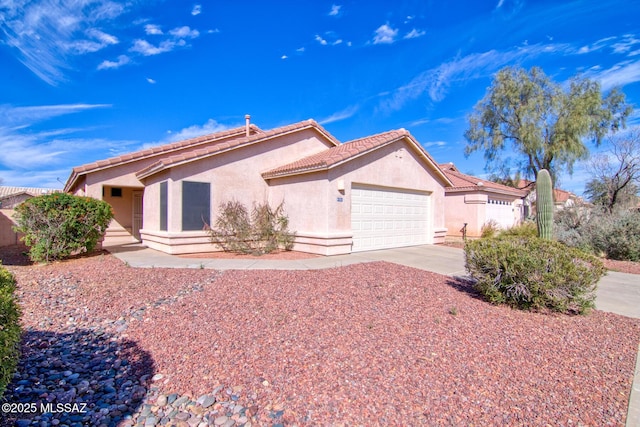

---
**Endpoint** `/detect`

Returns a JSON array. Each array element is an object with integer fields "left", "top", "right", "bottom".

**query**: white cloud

[
  {"left": 1, "top": 104, "right": 111, "bottom": 125},
  {"left": 333, "top": 39, "right": 343, "bottom": 45},
  {"left": 192, "top": 4, "right": 202, "bottom": 16},
  {"left": 423, "top": 141, "right": 447, "bottom": 148},
  {"left": 97, "top": 54, "right": 130, "bottom": 70},
  {"left": 129, "top": 25, "right": 199, "bottom": 57},
  {"left": 145, "top": 24, "right": 163, "bottom": 35},
  {"left": 329, "top": 4, "right": 341, "bottom": 16},
  {"left": 281, "top": 55, "right": 288, "bottom": 60},
  {"left": 169, "top": 26, "right": 200, "bottom": 39},
  {"left": 88, "top": 28, "right": 119, "bottom": 45},
  {"left": 577, "top": 36, "right": 617, "bottom": 55},
  {"left": 380, "top": 43, "right": 573, "bottom": 112},
  {"left": 208, "top": 28, "right": 221, "bottom": 34},
  {"left": 318, "top": 105, "right": 359, "bottom": 125},
  {"left": 130, "top": 39, "right": 175, "bottom": 56},
  {"left": 611, "top": 34, "right": 640, "bottom": 54},
  {"left": 315, "top": 35, "right": 328, "bottom": 45},
  {"left": 146, "top": 77, "right": 156, "bottom": 84},
  {"left": 163, "top": 119, "right": 233, "bottom": 143},
  {"left": 65, "top": 28, "right": 119, "bottom": 54},
  {"left": 494, "top": 0, "right": 524, "bottom": 16},
  {"left": 373, "top": 24, "right": 398, "bottom": 45},
  {"left": 0, "top": 103, "right": 118, "bottom": 181},
  {"left": 296, "top": 47, "right": 305, "bottom": 53},
  {"left": 587, "top": 59, "right": 640, "bottom": 91},
  {"left": 404, "top": 29, "right": 426, "bottom": 40},
  {"left": 0, "top": 0, "right": 128, "bottom": 85}
]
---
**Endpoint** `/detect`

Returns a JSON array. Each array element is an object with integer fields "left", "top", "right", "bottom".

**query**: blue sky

[{"left": 1, "top": 0, "right": 639, "bottom": 195}]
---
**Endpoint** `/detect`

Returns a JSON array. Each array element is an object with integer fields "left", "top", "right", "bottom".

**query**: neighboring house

[
  {"left": 518, "top": 180, "right": 580, "bottom": 215},
  {"left": 0, "top": 186, "right": 61, "bottom": 247},
  {"left": 64, "top": 118, "right": 453, "bottom": 255},
  {"left": 439, "top": 163, "right": 527, "bottom": 238},
  {"left": 0, "top": 186, "right": 60, "bottom": 209}
]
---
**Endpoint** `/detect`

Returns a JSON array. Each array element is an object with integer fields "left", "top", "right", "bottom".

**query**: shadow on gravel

[
  {"left": 1, "top": 329, "right": 154, "bottom": 427},
  {"left": 445, "top": 276, "right": 484, "bottom": 301},
  {"left": 0, "top": 245, "right": 114, "bottom": 267}
]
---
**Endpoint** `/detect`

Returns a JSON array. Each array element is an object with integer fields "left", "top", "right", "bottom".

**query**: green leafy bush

[
  {"left": 0, "top": 265, "right": 21, "bottom": 397},
  {"left": 13, "top": 193, "right": 114, "bottom": 262},
  {"left": 464, "top": 236, "right": 605, "bottom": 314},
  {"left": 499, "top": 221, "right": 538, "bottom": 238},
  {"left": 209, "top": 200, "right": 295, "bottom": 255}
]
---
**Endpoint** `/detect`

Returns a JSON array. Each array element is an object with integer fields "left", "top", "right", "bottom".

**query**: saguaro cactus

[{"left": 536, "top": 169, "right": 554, "bottom": 240}]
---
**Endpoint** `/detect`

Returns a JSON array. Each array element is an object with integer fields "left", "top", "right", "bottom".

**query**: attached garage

[{"left": 351, "top": 185, "right": 430, "bottom": 252}]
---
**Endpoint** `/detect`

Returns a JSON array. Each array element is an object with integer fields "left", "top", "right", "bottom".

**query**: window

[
  {"left": 160, "top": 182, "right": 168, "bottom": 231},
  {"left": 111, "top": 187, "right": 123, "bottom": 198},
  {"left": 182, "top": 181, "right": 210, "bottom": 231}
]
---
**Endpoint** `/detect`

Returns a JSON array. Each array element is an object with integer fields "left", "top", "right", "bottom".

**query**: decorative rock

[
  {"left": 214, "top": 415, "right": 229, "bottom": 425},
  {"left": 156, "top": 394, "right": 168, "bottom": 407},
  {"left": 200, "top": 394, "right": 216, "bottom": 409}
]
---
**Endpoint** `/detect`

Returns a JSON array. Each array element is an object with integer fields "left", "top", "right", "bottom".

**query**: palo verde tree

[{"left": 464, "top": 66, "right": 632, "bottom": 185}]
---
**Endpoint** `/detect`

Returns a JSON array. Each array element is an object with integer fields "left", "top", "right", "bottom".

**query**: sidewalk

[{"left": 104, "top": 238, "right": 640, "bottom": 427}]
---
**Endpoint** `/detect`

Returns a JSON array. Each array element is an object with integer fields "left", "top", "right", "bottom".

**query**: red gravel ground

[{"left": 4, "top": 250, "right": 640, "bottom": 426}]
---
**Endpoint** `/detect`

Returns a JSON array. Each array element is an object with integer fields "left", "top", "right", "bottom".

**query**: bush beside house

[
  {"left": 13, "top": 193, "right": 113, "bottom": 263},
  {"left": 208, "top": 200, "right": 295, "bottom": 255}
]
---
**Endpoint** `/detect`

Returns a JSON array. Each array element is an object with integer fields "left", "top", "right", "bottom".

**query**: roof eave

[
  {"left": 140, "top": 121, "right": 336, "bottom": 180},
  {"left": 445, "top": 186, "right": 527, "bottom": 197}
]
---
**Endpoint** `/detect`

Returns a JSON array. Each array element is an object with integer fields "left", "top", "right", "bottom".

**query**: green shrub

[
  {"left": 13, "top": 193, "right": 114, "bottom": 263},
  {"left": 555, "top": 207, "right": 640, "bottom": 261},
  {"left": 554, "top": 203, "right": 595, "bottom": 253},
  {"left": 0, "top": 265, "right": 21, "bottom": 397},
  {"left": 209, "top": 200, "right": 295, "bottom": 255},
  {"left": 480, "top": 220, "right": 500, "bottom": 238},
  {"left": 499, "top": 221, "right": 538, "bottom": 238},
  {"left": 464, "top": 236, "right": 605, "bottom": 314},
  {"left": 595, "top": 210, "right": 640, "bottom": 261}
]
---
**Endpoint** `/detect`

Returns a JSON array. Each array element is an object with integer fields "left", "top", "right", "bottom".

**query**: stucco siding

[
  {"left": 139, "top": 129, "right": 335, "bottom": 253},
  {"left": 327, "top": 140, "right": 447, "bottom": 243}
]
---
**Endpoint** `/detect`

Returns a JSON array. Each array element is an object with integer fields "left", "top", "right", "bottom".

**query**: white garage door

[{"left": 351, "top": 185, "right": 430, "bottom": 252}]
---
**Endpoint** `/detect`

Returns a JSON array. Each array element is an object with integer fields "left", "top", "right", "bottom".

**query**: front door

[{"left": 132, "top": 191, "right": 143, "bottom": 241}]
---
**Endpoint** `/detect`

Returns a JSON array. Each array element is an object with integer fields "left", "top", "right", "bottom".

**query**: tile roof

[
  {"left": 136, "top": 119, "right": 341, "bottom": 180},
  {"left": 440, "top": 164, "right": 527, "bottom": 197},
  {"left": 262, "top": 129, "right": 452, "bottom": 186},
  {"left": 517, "top": 179, "right": 573, "bottom": 202},
  {"left": 0, "top": 186, "right": 60, "bottom": 199},
  {"left": 64, "top": 124, "right": 263, "bottom": 191},
  {"left": 73, "top": 125, "right": 262, "bottom": 175}
]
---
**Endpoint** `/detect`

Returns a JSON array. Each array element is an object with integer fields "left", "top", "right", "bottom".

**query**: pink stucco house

[
  {"left": 440, "top": 163, "right": 527, "bottom": 238},
  {"left": 64, "top": 118, "right": 453, "bottom": 255}
]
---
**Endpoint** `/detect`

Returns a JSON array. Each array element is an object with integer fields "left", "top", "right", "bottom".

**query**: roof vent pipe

[{"left": 245, "top": 114, "right": 251, "bottom": 137}]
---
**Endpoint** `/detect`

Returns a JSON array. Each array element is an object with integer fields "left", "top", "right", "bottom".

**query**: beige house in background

[
  {"left": 65, "top": 118, "right": 453, "bottom": 255},
  {"left": 0, "top": 187, "right": 61, "bottom": 247},
  {"left": 440, "top": 163, "right": 527, "bottom": 238}
]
